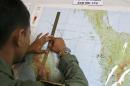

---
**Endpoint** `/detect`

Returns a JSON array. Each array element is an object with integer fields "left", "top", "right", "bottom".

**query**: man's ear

[{"left": 12, "top": 29, "right": 25, "bottom": 47}]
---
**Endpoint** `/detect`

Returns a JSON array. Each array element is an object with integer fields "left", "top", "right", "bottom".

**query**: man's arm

[
  {"left": 50, "top": 38, "right": 88, "bottom": 86},
  {"left": 58, "top": 53, "right": 88, "bottom": 86},
  {"left": 12, "top": 36, "right": 88, "bottom": 86}
]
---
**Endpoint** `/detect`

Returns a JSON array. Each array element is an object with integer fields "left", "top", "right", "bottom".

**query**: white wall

[{"left": 22, "top": 0, "right": 130, "bottom": 12}]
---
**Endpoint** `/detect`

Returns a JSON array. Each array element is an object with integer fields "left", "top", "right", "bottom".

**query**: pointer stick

[{"left": 42, "top": 12, "right": 61, "bottom": 65}]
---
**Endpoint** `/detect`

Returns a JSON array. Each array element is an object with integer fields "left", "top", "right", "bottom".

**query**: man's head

[{"left": 0, "top": 0, "right": 30, "bottom": 64}]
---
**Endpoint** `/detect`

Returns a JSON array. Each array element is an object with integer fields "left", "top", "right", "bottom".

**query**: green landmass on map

[{"left": 85, "top": 10, "right": 130, "bottom": 86}]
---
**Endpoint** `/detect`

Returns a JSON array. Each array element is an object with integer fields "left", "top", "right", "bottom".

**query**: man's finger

[
  {"left": 54, "top": 37, "right": 63, "bottom": 40},
  {"left": 36, "top": 33, "right": 42, "bottom": 40},
  {"left": 45, "top": 36, "right": 55, "bottom": 42},
  {"left": 40, "top": 32, "right": 49, "bottom": 40}
]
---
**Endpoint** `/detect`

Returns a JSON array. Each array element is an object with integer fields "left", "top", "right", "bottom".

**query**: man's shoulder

[{"left": 0, "top": 58, "right": 14, "bottom": 79}]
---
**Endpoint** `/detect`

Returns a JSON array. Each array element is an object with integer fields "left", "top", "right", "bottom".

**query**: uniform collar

[{"left": 0, "top": 58, "right": 14, "bottom": 79}]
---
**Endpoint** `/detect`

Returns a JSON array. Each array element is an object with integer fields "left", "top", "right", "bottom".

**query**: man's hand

[
  {"left": 49, "top": 38, "right": 67, "bottom": 56},
  {"left": 33, "top": 55, "right": 49, "bottom": 81},
  {"left": 27, "top": 33, "right": 54, "bottom": 54}
]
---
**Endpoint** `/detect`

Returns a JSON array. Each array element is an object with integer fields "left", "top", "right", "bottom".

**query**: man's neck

[{"left": 0, "top": 45, "right": 14, "bottom": 65}]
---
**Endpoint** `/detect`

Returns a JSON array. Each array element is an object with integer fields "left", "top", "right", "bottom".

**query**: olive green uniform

[{"left": 0, "top": 53, "right": 88, "bottom": 86}]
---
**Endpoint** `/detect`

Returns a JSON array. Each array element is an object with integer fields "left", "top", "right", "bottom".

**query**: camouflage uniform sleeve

[
  {"left": 58, "top": 53, "right": 88, "bottom": 86},
  {"left": 0, "top": 72, "right": 44, "bottom": 86}
]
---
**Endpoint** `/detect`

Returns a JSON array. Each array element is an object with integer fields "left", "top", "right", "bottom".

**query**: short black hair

[{"left": 0, "top": 0, "right": 30, "bottom": 48}]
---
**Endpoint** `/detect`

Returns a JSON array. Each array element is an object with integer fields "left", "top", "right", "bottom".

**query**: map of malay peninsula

[
  {"left": 86, "top": 10, "right": 130, "bottom": 86},
  {"left": 13, "top": 7, "right": 130, "bottom": 86}
]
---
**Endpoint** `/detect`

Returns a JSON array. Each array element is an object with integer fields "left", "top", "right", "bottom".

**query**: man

[{"left": 0, "top": 0, "right": 88, "bottom": 86}]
